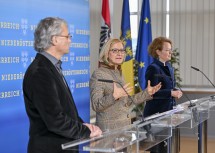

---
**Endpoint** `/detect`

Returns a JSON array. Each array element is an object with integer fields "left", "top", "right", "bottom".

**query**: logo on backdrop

[
  {"left": 69, "top": 24, "right": 75, "bottom": 38},
  {"left": 69, "top": 52, "right": 75, "bottom": 66},
  {"left": 21, "top": 18, "right": 28, "bottom": 35},
  {"left": 21, "top": 51, "right": 28, "bottom": 68},
  {"left": 69, "top": 79, "right": 75, "bottom": 93}
]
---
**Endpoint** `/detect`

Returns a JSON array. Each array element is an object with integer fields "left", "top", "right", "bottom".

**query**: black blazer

[
  {"left": 144, "top": 58, "right": 176, "bottom": 117},
  {"left": 23, "top": 53, "right": 90, "bottom": 153}
]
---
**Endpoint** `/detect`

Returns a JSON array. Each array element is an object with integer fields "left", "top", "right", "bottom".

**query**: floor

[
  {"left": 180, "top": 136, "right": 215, "bottom": 153},
  {"left": 136, "top": 136, "right": 215, "bottom": 153}
]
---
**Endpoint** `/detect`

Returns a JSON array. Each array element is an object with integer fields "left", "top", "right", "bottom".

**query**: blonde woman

[{"left": 90, "top": 38, "right": 161, "bottom": 131}]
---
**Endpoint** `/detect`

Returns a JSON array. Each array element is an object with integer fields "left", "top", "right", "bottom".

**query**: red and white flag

[{"left": 99, "top": 0, "right": 111, "bottom": 52}]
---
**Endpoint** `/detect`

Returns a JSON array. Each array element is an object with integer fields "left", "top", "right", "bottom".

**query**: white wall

[
  {"left": 89, "top": 0, "right": 123, "bottom": 76},
  {"left": 169, "top": 0, "right": 215, "bottom": 88},
  {"left": 150, "top": 0, "right": 215, "bottom": 88},
  {"left": 89, "top": 0, "right": 101, "bottom": 76}
]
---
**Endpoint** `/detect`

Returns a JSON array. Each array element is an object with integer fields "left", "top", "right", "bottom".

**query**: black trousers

[{"left": 147, "top": 139, "right": 169, "bottom": 153}]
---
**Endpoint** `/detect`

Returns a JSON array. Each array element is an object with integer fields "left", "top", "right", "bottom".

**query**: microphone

[
  {"left": 176, "top": 85, "right": 196, "bottom": 108},
  {"left": 191, "top": 66, "right": 200, "bottom": 71},
  {"left": 190, "top": 66, "right": 215, "bottom": 120},
  {"left": 97, "top": 79, "right": 114, "bottom": 83},
  {"left": 191, "top": 66, "right": 215, "bottom": 88},
  {"left": 154, "top": 74, "right": 196, "bottom": 108},
  {"left": 97, "top": 79, "right": 145, "bottom": 121}
]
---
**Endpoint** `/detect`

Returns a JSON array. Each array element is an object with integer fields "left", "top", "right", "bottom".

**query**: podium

[
  {"left": 162, "top": 95, "right": 215, "bottom": 153},
  {"left": 61, "top": 95, "right": 215, "bottom": 152},
  {"left": 61, "top": 112, "right": 174, "bottom": 152}
]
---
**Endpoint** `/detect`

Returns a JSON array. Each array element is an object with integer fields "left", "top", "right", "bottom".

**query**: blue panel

[{"left": 0, "top": 0, "right": 90, "bottom": 152}]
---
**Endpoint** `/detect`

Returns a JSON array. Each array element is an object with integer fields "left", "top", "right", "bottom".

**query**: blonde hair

[
  {"left": 99, "top": 38, "right": 125, "bottom": 65},
  {"left": 148, "top": 36, "right": 172, "bottom": 58}
]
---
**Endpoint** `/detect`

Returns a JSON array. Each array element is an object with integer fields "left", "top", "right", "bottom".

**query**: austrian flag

[{"left": 99, "top": 0, "right": 111, "bottom": 52}]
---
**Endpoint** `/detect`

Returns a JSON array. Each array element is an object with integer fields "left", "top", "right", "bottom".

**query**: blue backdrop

[{"left": 0, "top": 0, "right": 90, "bottom": 153}]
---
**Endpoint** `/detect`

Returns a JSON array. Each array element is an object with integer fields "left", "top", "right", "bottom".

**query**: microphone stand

[
  {"left": 174, "top": 84, "right": 199, "bottom": 124},
  {"left": 110, "top": 81, "right": 154, "bottom": 141},
  {"left": 191, "top": 66, "right": 215, "bottom": 88},
  {"left": 115, "top": 81, "right": 145, "bottom": 122},
  {"left": 190, "top": 66, "right": 211, "bottom": 153},
  {"left": 177, "top": 85, "right": 196, "bottom": 108},
  {"left": 97, "top": 79, "right": 145, "bottom": 121}
]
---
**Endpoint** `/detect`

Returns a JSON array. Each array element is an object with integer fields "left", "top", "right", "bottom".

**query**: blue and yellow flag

[
  {"left": 135, "top": 0, "right": 153, "bottom": 90},
  {"left": 120, "top": 0, "right": 134, "bottom": 95}
]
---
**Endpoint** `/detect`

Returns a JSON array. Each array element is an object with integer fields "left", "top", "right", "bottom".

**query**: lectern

[
  {"left": 164, "top": 95, "right": 215, "bottom": 153},
  {"left": 61, "top": 111, "right": 174, "bottom": 152},
  {"left": 61, "top": 95, "right": 215, "bottom": 153}
]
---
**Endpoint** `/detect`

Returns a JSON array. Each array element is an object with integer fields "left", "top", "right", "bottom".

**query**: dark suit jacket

[
  {"left": 23, "top": 53, "right": 90, "bottom": 153},
  {"left": 144, "top": 58, "right": 176, "bottom": 117}
]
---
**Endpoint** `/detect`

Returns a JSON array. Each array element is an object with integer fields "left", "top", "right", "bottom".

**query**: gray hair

[{"left": 34, "top": 17, "right": 68, "bottom": 52}]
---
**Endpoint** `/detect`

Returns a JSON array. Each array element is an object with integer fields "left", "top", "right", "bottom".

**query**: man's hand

[{"left": 84, "top": 123, "right": 102, "bottom": 138}]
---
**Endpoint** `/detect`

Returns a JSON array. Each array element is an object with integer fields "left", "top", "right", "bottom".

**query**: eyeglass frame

[
  {"left": 109, "top": 48, "right": 126, "bottom": 54},
  {"left": 162, "top": 48, "right": 174, "bottom": 52},
  {"left": 54, "top": 34, "right": 72, "bottom": 39}
]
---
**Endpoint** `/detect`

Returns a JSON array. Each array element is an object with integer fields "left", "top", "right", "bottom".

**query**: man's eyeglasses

[
  {"left": 109, "top": 48, "right": 126, "bottom": 54},
  {"left": 54, "top": 34, "right": 72, "bottom": 39}
]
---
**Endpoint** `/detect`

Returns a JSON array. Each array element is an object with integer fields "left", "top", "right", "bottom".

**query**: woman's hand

[
  {"left": 171, "top": 90, "right": 183, "bottom": 99},
  {"left": 113, "top": 82, "right": 133, "bottom": 100},
  {"left": 146, "top": 80, "right": 162, "bottom": 96}
]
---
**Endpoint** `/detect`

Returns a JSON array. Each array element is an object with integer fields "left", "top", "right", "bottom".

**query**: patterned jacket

[{"left": 90, "top": 63, "right": 152, "bottom": 131}]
